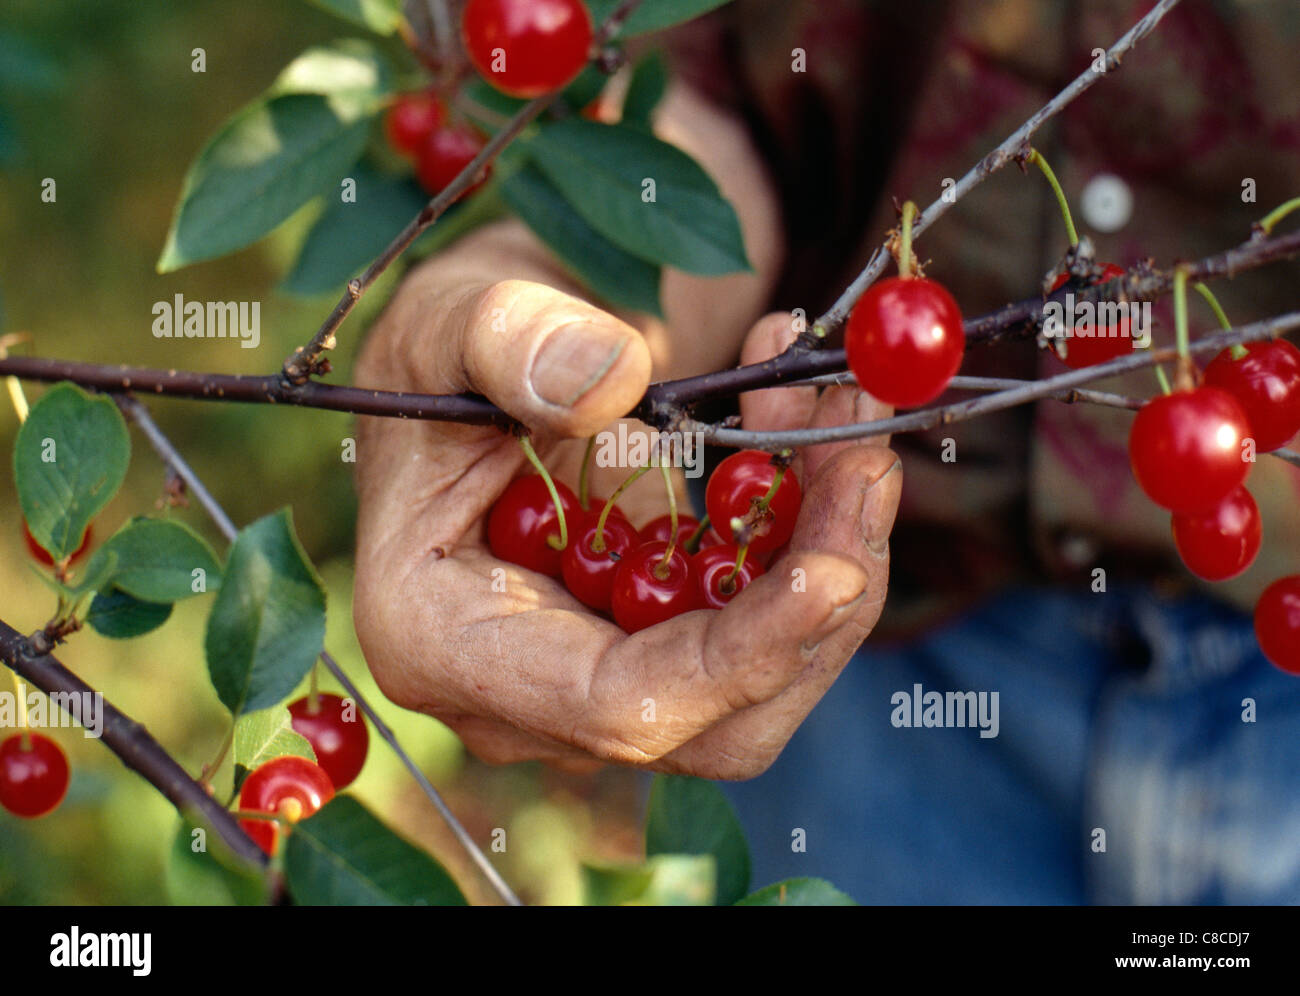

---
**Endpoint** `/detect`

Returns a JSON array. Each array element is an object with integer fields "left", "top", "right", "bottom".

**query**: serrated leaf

[
  {"left": 735, "top": 877, "right": 858, "bottom": 906},
  {"left": 304, "top": 0, "right": 405, "bottom": 35},
  {"left": 167, "top": 816, "right": 268, "bottom": 906},
  {"left": 281, "top": 161, "right": 429, "bottom": 295},
  {"left": 285, "top": 797, "right": 467, "bottom": 905},
  {"left": 81, "top": 518, "right": 221, "bottom": 603},
  {"left": 645, "top": 774, "right": 751, "bottom": 905},
  {"left": 204, "top": 509, "right": 326, "bottom": 717},
  {"left": 583, "top": 854, "right": 715, "bottom": 906},
  {"left": 501, "top": 162, "right": 661, "bottom": 314},
  {"left": 588, "top": 0, "right": 733, "bottom": 38},
  {"left": 87, "top": 588, "right": 173, "bottom": 640},
  {"left": 158, "top": 42, "right": 392, "bottom": 272},
  {"left": 235, "top": 707, "right": 317, "bottom": 775},
  {"left": 622, "top": 51, "right": 667, "bottom": 128},
  {"left": 527, "top": 119, "right": 749, "bottom": 275},
  {"left": 14, "top": 383, "right": 130, "bottom": 561}
]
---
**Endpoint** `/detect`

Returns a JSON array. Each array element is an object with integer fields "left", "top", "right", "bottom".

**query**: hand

[{"left": 352, "top": 243, "right": 901, "bottom": 778}]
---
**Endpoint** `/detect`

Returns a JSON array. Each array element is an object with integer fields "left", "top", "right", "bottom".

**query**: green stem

[
  {"left": 594, "top": 464, "right": 652, "bottom": 552},
  {"left": 1028, "top": 148, "right": 1079, "bottom": 247},
  {"left": 898, "top": 201, "right": 918, "bottom": 277},
  {"left": 684, "top": 514, "right": 710, "bottom": 555},
  {"left": 578, "top": 435, "right": 596, "bottom": 510},
  {"left": 1257, "top": 196, "right": 1300, "bottom": 236},
  {"left": 1192, "top": 281, "right": 1247, "bottom": 359},
  {"left": 1154, "top": 364, "right": 1172, "bottom": 396},
  {"left": 518, "top": 434, "right": 567, "bottom": 551},
  {"left": 1172, "top": 266, "right": 1194, "bottom": 389},
  {"left": 202, "top": 722, "right": 235, "bottom": 786},
  {"left": 308, "top": 661, "right": 320, "bottom": 713},
  {"left": 722, "top": 545, "right": 749, "bottom": 594},
  {"left": 657, "top": 462, "right": 678, "bottom": 579}
]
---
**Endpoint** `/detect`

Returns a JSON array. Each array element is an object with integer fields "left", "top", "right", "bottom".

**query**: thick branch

[{"left": 0, "top": 618, "right": 266, "bottom": 868}]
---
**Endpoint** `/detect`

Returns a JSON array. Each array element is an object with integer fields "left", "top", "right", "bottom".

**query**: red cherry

[
  {"left": 1203, "top": 339, "right": 1300, "bottom": 452},
  {"left": 561, "top": 513, "right": 640, "bottom": 611},
  {"left": 611, "top": 540, "right": 702, "bottom": 634},
  {"left": 845, "top": 276, "right": 965, "bottom": 407},
  {"left": 641, "top": 514, "right": 700, "bottom": 549},
  {"left": 415, "top": 125, "right": 489, "bottom": 199},
  {"left": 0, "top": 733, "right": 69, "bottom": 819},
  {"left": 288, "top": 694, "right": 370, "bottom": 790},
  {"left": 1170, "top": 485, "right": 1261, "bottom": 582},
  {"left": 1128, "top": 387, "right": 1251, "bottom": 513},
  {"left": 488, "top": 475, "right": 580, "bottom": 577},
  {"left": 1048, "top": 263, "right": 1135, "bottom": 369},
  {"left": 238, "top": 756, "right": 334, "bottom": 857},
  {"left": 23, "top": 521, "right": 92, "bottom": 567},
  {"left": 385, "top": 92, "right": 446, "bottom": 157},
  {"left": 698, "top": 527, "right": 726, "bottom": 550},
  {"left": 694, "top": 544, "right": 766, "bottom": 609},
  {"left": 705, "top": 451, "right": 802, "bottom": 554},
  {"left": 462, "top": 0, "right": 593, "bottom": 98},
  {"left": 1254, "top": 575, "right": 1300, "bottom": 675}
]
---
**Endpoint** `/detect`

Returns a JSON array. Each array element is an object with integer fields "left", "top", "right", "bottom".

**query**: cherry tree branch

[
  {"left": 117, "top": 394, "right": 523, "bottom": 906},
  {"left": 281, "top": 0, "right": 649, "bottom": 385},
  {"left": 0, "top": 618, "right": 268, "bottom": 868},
  {"left": 804, "top": 0, "right": 1184, "bottom": 344}
]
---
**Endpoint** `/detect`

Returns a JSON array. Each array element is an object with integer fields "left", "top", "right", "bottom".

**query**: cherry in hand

[
  {"left": 694, "top": 544, "right": 765, "bottom": 609},
  {"left": 288, "top": 693, "right": 370, "bottom": 790},
  {"left": 845, "top": 276, "right": 965, "bottom": 408},
  {"left": 1203, "top": 339, "right": 1300, "bottom": 452},
  {"left": 238, "top": 756, "right": 335, "bottom": 857},
  {"left": 0, "top": 732, "right": 69, "bottom": 819},
  {"left": 462, "top": 0, "right": 593, "bottom": 98},
  {"left": 488, "top": 475, "right": 580, "bottom": 577},
  {"left": 1128, "top": 386, "right": 1251, "bottom": 514},
  {"left": 385, "top": 92, "right": 446, "bottom": 157},
  {"left": 1048, "top": 263, "right": 1134, "bottom": 369},
  {"left": 1254, "top": 575, "right": 1300, "bottom": 675},
  {"left": 561, "top": 512, "right": 640, "bottom": 612},
  {"left": 1171, "top": 485, "right": 1261, "bottom": 582},
  {"left": 415, "top": 124, "right": 489, "bottom": 200},
  {"left": 705, "top": 450, "right": 801, "bottom": 554},
  {"left": 611, "top": 540, "right": 701, "bottom": 634}
]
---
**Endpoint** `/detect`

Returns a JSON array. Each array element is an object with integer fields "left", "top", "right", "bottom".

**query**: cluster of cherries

[
  {"left": 487, "top": 450, "right": 802, "bottom": 633},
  {"left": 384, "top": 0, "right": 594, "bottom": 200},
  {"left": 1127, "top": 337, "right": 1300, "bottom": 675}
]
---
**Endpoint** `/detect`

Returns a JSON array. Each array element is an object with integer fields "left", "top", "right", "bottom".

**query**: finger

[
  {"left": 738, "top": 312, "right": 818, "bottom": 434},
  {"left": 657, "top": 445, "right": 902, "bottom": 778}
]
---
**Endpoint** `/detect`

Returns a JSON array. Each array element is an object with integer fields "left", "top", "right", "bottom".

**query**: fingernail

[
  {"left": 530, "top": 323, "right": 627, "bottom": 408},
  {"left": 860, "top": 459, "right": 901, "bottom": 556},
  {"left": 803, "top": 590, "right": 868, "bottom": 653}
]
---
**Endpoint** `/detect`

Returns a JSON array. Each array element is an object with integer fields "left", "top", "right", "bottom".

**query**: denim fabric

[{"left": 717, "top": 584, "right": 1300, "bottom": 905}]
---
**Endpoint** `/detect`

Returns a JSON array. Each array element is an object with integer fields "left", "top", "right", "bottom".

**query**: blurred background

[{"left": 0, "top": 0, "right": 643, "bottom": 905}]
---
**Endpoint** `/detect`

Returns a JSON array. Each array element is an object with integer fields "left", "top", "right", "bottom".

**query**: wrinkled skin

[{"left": 352, "top": 83, "right": 902, "bottom": 779}]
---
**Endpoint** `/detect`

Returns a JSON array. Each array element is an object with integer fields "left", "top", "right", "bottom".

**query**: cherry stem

[
  {"left": 656, "top": 462, "right": 677, "bottom": 579},
  {"left": 201, "top": 722, "right": 235, "bottom": 788},
  {"left": 518, "top": 434, "right": 567, "bottom": 551},
  {"left": 722, "top": 544, "right": 749, "bottom": 593},
  {"left": 684, "top": 514, "right": 710, "bottom": 555},
  {"left": 1027, "top": 148, "right": 1079, "bottom": 248},
  {"left": 1192, "top": 281, "right": 1246, "bottom": 360},
  {"left": 1153, "top": 364, "right": 1173, "bottom": 396},
  {"left": 12, "top": 671, "right": 29, "bottom": 747},
  {"left": 596, "top": 464, "right": 652, "bottom": 551},
  {"left": 578, "top": 435, "right": 596, "bottom": 511},
  {"left": 755, "top": 458, "right": 790, "bottom": 513},
  {"left": 307, "top": 661, "right": 320, "bottom": 714},
  {"left": 1257, "top": 196, "right": 1300, "bottom": 236},
  {"left": 897, "top": 201, "right": 918, "bottom": 277},
  {"left": 1172, "top": 267, "right": 1194, "bottom": 390}
]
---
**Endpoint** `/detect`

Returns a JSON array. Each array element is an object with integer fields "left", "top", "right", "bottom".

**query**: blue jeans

[{"left": 718, "top": 584, "right": 1300, "bottom": 904}]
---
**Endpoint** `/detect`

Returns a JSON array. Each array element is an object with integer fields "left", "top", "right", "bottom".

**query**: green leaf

[
  {"left": 500, "top": 162, "right": 661, "bottom": 314},
  {"left": 282, "top": 161, "right": 429, "bottom": 295},
  {"left": 583, "top": 854, "right": 715, "bottom": 906},
  {"left": 158, "top": 41, "right": 392, "bottom": 272},
  {"left": 87, "top": 588, "right": 173, "bottom": 640},
  {"left": 284, "top": 797, "right": 467, "bottom": 905},
  {"left": 82, "top": 518, "right": 222, "bottom": 603},
  {"left": 588, "top": 0, "right": 734, "bottom": 38},
  {"left": 167, "top": 816, "right": 268, "bottom": 906},
  {"left": 234, "top": 706, "right": 316, "bottom": 782},
  {"left": 735, "top": 877, "right": 859, "bottom": 906},
  {"left": 645, "top": 774, "right": 751, "bottom": 905},
  {"left": 622, "top": 51, "right": 668, "bottom": 129},
  {"left": 0, "top": 31, "right": 63, "bottom": 92},
  {"left": 304, "top": 0, "right": 405, "bottom": 35},
  {"left": 204, "top": 509, "right": 326, "bottom": 717},
  {"left": 527, "top": 119, "right": 749, "bottom": 275},
  {"left": 14, "top": 383, "right": 130, "bottom": 561}
]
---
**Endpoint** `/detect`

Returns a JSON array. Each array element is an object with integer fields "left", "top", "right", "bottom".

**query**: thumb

[{"left": 420, "top": 278, "right": 652, "bottom": 438}]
